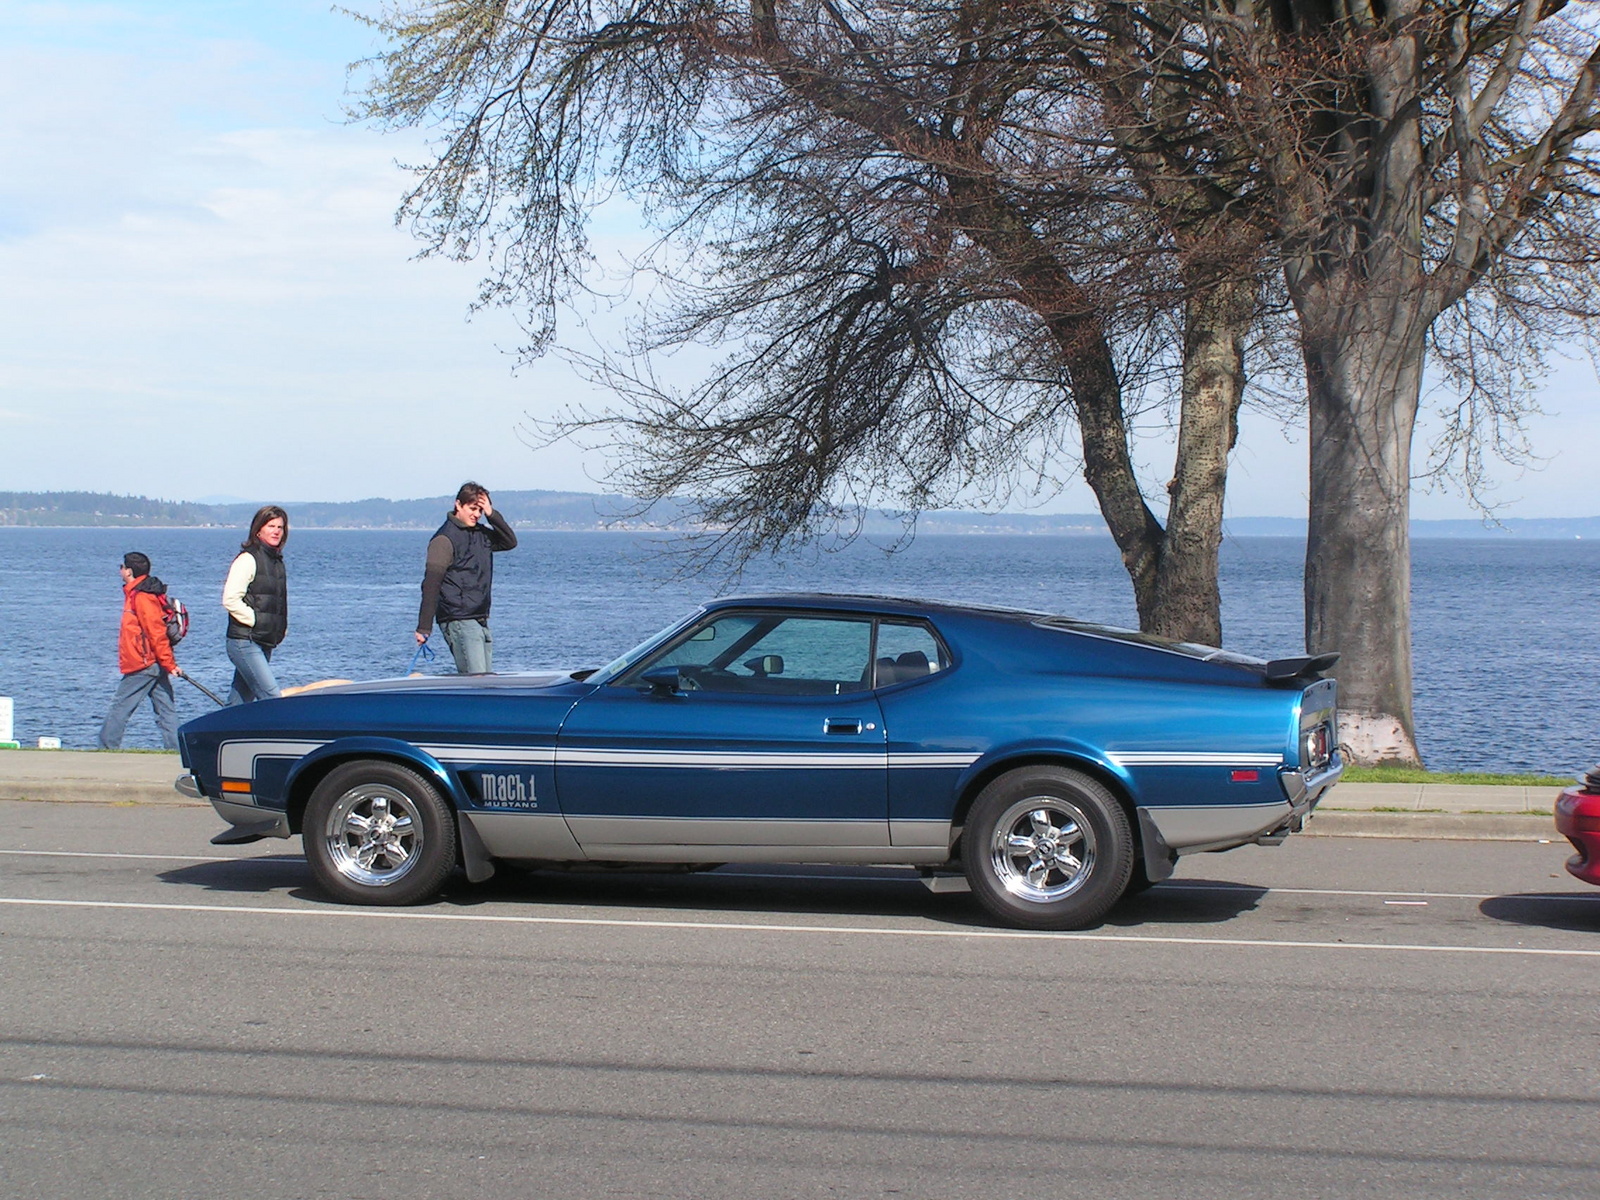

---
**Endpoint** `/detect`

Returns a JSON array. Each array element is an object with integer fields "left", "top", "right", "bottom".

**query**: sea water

[{"left": 0, "top": 526, "right": 1593, "bottom": 773}]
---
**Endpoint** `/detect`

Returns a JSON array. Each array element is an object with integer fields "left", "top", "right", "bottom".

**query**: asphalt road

[{"left": 1, "top": 800, "right": 1597, "bottom": 1200}]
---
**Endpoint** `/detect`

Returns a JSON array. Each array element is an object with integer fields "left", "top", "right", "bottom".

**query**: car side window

[
  {"left": 872, "top": 621, "right": 947, "bottom": 688},
  {"left": 620, "top": 613, "right": 875, "bottom": 696},
  {"left": 634, "top": 614, "right": 768, "bottom": 676}
]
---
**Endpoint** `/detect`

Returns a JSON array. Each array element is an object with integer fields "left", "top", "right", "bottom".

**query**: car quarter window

[
  {"left": 620, "top": 613, "right": 876, "bottom": 695},
  {"left": 872, "top": 621, "right": 948, "bottom": 687}
]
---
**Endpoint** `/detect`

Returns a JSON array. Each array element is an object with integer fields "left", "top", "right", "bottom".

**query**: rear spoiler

[{"left": 1264, "top": 652, "right": 1339, "bottom": 684}]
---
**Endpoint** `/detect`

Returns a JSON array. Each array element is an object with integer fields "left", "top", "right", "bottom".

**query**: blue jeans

[
  {"left": 227, "top": 638, "right": 281, "bottom": 704},
  {"left": 99, "top": 665, "right": 178, "bottom": 749},
  {"left": 440, "top": 619, "right": 493, "bottom": 674}
]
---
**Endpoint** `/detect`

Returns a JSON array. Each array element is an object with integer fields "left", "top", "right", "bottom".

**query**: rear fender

[
  {"left": 951, "top": 746, "right": 1165, "bottom": 884},
  {"left": 950, "top": 743, "right": 1138, "bottom": 846}
]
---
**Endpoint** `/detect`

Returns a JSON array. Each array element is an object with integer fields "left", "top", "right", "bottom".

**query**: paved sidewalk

[
  {"left": 0, "top": 749, "right": 195, "bottom": 806},
  {"left": 1310, "top": 781, "right": 1558, "bottom": 840},
  {"left": 0, "top": 749, "right": 1573, "bottom": 839}
]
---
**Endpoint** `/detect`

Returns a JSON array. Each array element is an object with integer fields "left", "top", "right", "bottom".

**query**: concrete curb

[
  {"left": 0, "top": 750, "right": 197, "bottom": 808},
  {"left": 1305, "top": 810, "right": 1556, "bottom": 841},
  {"left": 0, "top": 784, "right": 204, "bottom": 807}
]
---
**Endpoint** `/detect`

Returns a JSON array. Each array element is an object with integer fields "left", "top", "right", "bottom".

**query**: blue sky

[{"left": 2, "top": 1, "right": 1596, "bottom": 518}]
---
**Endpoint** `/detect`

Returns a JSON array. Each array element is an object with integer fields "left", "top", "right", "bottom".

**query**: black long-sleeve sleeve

[
  {"left": 416, "top": 533, "right": 453, "bottom": 635},
  {"left": 484, "top": 509, "right": 517, "bottom": 551}
]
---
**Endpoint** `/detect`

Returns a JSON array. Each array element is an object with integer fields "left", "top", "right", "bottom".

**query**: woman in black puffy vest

[{"left": 222, "top": 505, "right": 289, "bottom": 704}]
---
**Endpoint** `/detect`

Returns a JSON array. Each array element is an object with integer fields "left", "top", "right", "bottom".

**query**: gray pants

[
  {"left": 441, "top": 619, "right": 493, "bottom": 674},
  {"left": 98, "top": 665, "right": 178, "bottom": 749}
]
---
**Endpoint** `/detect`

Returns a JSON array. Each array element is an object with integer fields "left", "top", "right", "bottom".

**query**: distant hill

[
  {"left": 0, "top": 491, "right": 220, "bottom": 527},
  {"left": 0, "top": 489, "right": 697, "bottom": 531},
  {"left": 2, "top": 490, "right": 1597, "bottom": 538}
]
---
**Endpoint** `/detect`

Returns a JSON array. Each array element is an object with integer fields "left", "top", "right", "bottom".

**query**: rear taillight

[{"left": 1302, "top": 722, "right": 1331, "bottom": 769}]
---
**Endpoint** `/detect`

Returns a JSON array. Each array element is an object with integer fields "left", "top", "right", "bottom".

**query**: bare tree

[
  {"left": 356, "top": 0, "right": 1284, "bottom": 644},
  {"left": 1209, "top": 0, "right": 1600, "bottom": 763},
  {"left": 1022, "top": 0, "right": 1600, "bottom": 763}
]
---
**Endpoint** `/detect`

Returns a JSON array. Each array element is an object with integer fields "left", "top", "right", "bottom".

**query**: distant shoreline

[
  {"left": 2, "top": 488, "right": 1594, "bottom": 539},
  {"left": 2, "top": 523, "right": 1591, "bottom": 541}
]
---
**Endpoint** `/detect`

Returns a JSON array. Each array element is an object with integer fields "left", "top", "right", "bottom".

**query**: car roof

[
  {"left": 703, "top": 592, "right": 1051, "bottom": 622},
  {"left": 701, "top": 592, "right": 1264, "bottom": 669}
]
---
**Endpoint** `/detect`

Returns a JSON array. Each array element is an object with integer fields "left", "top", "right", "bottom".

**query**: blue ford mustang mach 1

[{"left": 176, "top": 594, "right": 1343, "bottom": 929}]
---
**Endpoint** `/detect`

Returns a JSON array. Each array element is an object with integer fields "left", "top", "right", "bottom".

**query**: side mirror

[
  {"left": 743, "top": 654, "right": 784, "bottom": 676},
  {"left": 639, "top": 667, "right": 684, "bottom": 696}
]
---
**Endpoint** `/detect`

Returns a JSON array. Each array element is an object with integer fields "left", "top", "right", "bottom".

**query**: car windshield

[
  {"left": 1033, "top": 617, "right": 1266, "bottom": 667},
  {"left": 619, "top": 611, "right": 877, "bottom": 695},
  {"left": 594, "top": 608, "right": 706, "bottom": 681}
]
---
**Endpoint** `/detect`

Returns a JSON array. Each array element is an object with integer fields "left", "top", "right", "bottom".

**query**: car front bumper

[{"left": 176, "top": 773, "right": 291, "bottom": 844}]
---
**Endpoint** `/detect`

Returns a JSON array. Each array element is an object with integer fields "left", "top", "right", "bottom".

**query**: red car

[{"left": 1555, "top": 768, "right": 1600, "bottom": 886}]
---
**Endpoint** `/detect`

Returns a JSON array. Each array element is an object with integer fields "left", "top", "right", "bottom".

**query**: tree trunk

[
  {"left": 1148, "top": 276, "right": 1250, "bottom": 644},
  {"left": 1301, "top": 312, "right": 1426, "bottom": 766},
  {"left": 1059, "top": 304, "right": 1243, "bottom": 647}
]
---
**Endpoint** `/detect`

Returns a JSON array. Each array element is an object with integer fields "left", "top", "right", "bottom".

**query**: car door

[{"left": 555, "top": 610, "right": 889, "bottom": 855}]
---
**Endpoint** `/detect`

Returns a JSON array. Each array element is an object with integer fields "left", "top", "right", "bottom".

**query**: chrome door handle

[{"left": 824, "top": 718, "right": 864, "bottom": 735}]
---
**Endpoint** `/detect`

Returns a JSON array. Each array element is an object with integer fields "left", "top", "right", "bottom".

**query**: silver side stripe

[
  {"left": 558, "top": 748, "right": 889, "bottom": 770},
  {"left": 1109, "top": 752, "right": 1283, "bottom": 767},
  {"left": 218, "top": 740, "right": 327, "bottom": 778},
  {"left": 220, "top": 739, "right": 961, "bottom": 777},
  {"left": 892, "top": 753, "right": 983, "bottom": 768},
  {"left": 418, "top": 744, "right": 556, "bottom": 765},
  {"left": 557, "top": 749, "right": 984, "bottom": 770},
  {"left": 222, "top": 740, "right": 1276, "bottom": 779}
]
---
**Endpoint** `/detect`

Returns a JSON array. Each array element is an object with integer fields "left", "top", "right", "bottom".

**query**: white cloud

[{"left": 0, "top": 32, "right": 628, "bottom": 502}]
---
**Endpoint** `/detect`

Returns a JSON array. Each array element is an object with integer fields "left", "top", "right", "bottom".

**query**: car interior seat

[{"left": 894, "top": 650, "right": 931, "bottom": 679}]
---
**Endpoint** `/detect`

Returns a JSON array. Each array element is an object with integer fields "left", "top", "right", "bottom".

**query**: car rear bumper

[
  {"left": 1134, "top": 756, "right": 1342, "bottom": 883},
  {"left": 1278, "top": 754, "right": 1344, "bottom": 811}
]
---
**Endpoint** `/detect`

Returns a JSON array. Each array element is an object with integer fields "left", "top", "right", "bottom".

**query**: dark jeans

[
  {"left": 98, "top": 665, "right": 178, "bottom": 749},
  {"left": 227, "top": 638, "right": 281, "bottom": 704}
]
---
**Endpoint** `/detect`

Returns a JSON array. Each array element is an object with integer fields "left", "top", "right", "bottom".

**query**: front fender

[{"left": 284, "top": 737, "right": 462, "bottom": 825}]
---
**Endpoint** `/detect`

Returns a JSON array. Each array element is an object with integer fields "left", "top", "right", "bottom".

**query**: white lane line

[
  {"left": 0, "top": 896, "right": 1596, "bottom": 958},
  {"left": 0, "top": 849, "right": 246, "bottom": 864},
  {"left": 720, "top": 873, "right": 1596, "bottom": 903}
]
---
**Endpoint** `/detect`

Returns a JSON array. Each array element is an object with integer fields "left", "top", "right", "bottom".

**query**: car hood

[{"left": 290, "top": 671, "right": 589, "bottom": 696}]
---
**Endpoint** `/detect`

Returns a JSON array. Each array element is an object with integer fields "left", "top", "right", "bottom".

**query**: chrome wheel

[
  {"left": 963, "top": 766, "right": 1132, "bottom": 929},
  {"left": 987, "top": 796, "right": 1097, "bottom": 903},
  {"left": 323, "top": 784, "right": 423, "bottom": 887},
  {"left": 305, "top": 760, "right": 458, "bottom": 905}
]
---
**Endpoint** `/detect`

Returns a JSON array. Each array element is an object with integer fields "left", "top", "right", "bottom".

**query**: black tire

[
  {"left": 303, "top": 760, "right": 458, "bottom": 906},
  {"left": 1123, "top": 859, "right": 1160, "bottom": 896},
  {"left": 962, "top": 766, "right": 1133, "bottom": 930}
]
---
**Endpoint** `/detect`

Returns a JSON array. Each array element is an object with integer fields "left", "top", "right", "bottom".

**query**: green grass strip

[{"left": 1342, "top": 766, "right": 1573, "bottom": 786}]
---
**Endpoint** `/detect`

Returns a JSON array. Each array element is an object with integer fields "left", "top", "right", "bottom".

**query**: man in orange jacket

[{"left": 97, "top": 552, "right": 184, "bottom": 750}]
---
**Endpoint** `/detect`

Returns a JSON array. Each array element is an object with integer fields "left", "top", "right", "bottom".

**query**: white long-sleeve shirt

[{"left": 222, "top": 552, "right": 257, "bottom": 628}]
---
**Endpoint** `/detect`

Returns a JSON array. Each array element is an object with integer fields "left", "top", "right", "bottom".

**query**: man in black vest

[{"left": 415, "top": 482, "right": 518, "bottom": 673}]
